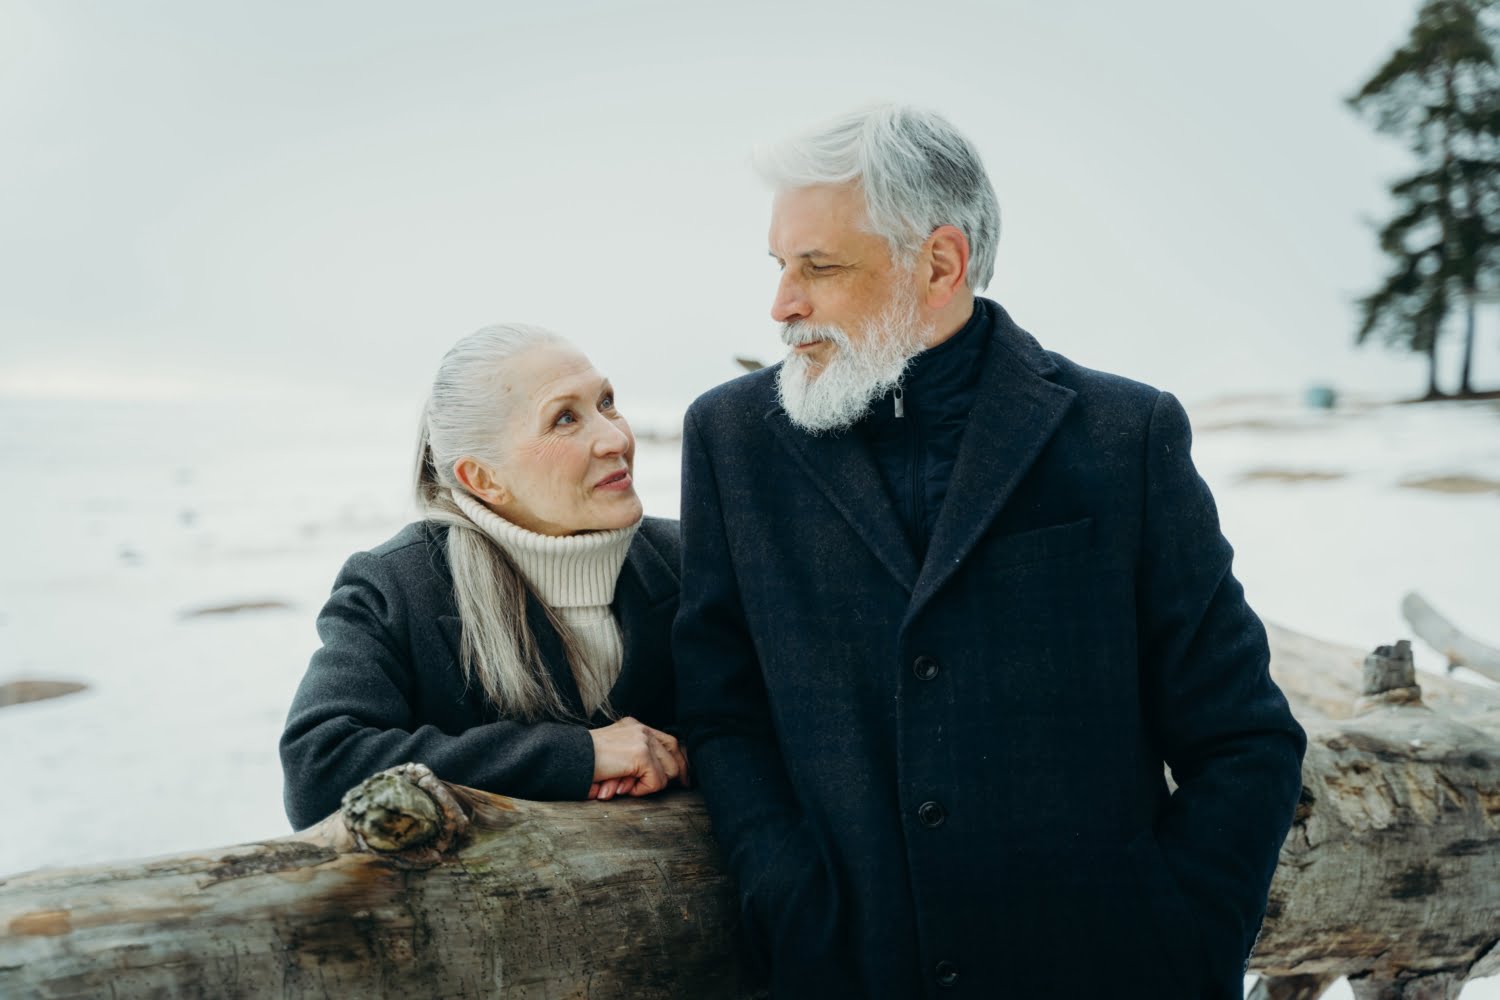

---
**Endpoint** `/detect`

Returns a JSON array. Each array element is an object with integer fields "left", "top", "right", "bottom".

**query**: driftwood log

[
  {"left": 2, "top": 626, "right": 1498, "bottom": 999},
  {"left": 0, "top": 762, "right": 750, "bottom": 999},
  {"left": 1252, "top": 636, "right": 1500, "bottom": 1000},
  {"left": 1404, "top": 591, "right": 1500, "bottom": 685}
]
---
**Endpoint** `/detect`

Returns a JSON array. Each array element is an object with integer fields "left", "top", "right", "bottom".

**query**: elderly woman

[{"left": 279, "top": 324, "right": 687, "bottom": 830}]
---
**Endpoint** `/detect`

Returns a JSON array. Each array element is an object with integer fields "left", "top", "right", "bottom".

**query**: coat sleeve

[
  {"left": 278, "top": 548, "right": 595, "bottom": 830},
  {"left": 673, "top": 406, "right": 853, "bottom": 994},
  {"left": 1136, "top": 391, "right": 1307, "bottom": 985}
]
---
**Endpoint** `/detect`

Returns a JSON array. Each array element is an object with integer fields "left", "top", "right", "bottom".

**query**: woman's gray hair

[
  {"left": 753, "top": 104, "right": 1001, "bottom": 291},
  {"left": 414, "top": 323, "right": 604, "bottom": 722}
]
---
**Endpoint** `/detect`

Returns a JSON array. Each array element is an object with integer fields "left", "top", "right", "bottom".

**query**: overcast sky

[{"left": 2, "top": 0, "right": 1476, "bottom": 415}]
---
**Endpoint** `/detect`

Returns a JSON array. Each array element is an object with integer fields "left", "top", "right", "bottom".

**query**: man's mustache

[{"left": 780, "top": 323, "right": 847, "bottom": 348}]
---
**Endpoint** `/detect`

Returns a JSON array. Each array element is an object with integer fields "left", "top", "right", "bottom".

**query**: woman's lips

[{"left": 595, "top": 470, "right": 632, "bottom": 491}]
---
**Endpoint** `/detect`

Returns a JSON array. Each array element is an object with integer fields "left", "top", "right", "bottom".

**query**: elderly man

[{"left": 673, "top": 105, "right": 1305, "bottom": 1000}]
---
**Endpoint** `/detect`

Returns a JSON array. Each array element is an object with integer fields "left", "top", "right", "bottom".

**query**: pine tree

[{"left": 1349, "top": 0, "right": 1500, "bottom": 398}]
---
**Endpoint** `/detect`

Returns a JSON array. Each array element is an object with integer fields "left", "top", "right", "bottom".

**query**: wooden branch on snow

[
  {"left": 2, "top": 629, "right": 1498, "bottom": 999},
  {"left": 1403, "top": 591, "right": 1500, "bottom": 684}
]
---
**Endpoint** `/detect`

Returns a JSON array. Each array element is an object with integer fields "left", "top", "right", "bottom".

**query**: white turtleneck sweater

[{"left": 451, "top": 489, "right": 639, "bottom": 714}]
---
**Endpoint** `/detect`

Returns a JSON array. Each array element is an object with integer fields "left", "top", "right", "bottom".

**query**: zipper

[
  {"left": 906, "top": 401, "right": 918, "bottom": 542},
  {"left": 905, "top": 390, "right": 922, "bottom": 549},
  {"left": 893, "top": 386, "right": 923, "bottom": 551}
]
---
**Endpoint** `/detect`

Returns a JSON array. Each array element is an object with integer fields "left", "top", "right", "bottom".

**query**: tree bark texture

[
  {"left": 0, "top": 764, "right": 753, "bottom": 999},
  {"left": 1426, "top": 339, "right": 1444, "bottom": 400},
  {"left": 1, "top": 628, "right": 1497, "bottom": 999},
  {"left": 1248, "top": 973, "right": 1342, "bottom": 1000}
]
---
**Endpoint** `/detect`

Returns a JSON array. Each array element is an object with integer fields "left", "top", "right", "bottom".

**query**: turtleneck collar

[
  {"left": 866, "top": 297, "right": 992, "bottom": 428},
  {"left": 450, "top": 489, "right": 640, "bottom": 609}
]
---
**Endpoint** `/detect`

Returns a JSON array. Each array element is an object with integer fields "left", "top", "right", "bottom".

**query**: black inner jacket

[{"left": 859, "top": 298, "right": 992, "bottom": 561}]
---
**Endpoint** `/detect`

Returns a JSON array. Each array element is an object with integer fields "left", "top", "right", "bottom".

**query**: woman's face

[{"left": 467, "top": 344, "right": 643, "bottom": 536}]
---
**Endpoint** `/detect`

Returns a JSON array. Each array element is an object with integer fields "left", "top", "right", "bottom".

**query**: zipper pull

[{"left": 893, "top": 388, "right": 905, "bottom": 418}]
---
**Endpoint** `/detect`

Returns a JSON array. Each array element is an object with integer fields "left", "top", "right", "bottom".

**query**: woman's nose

[{"left": 592, "top": 417, "right": 631, "bottom": 457}]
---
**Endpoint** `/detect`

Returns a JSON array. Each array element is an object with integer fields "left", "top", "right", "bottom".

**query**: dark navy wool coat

[
  {"left": 280, "top": 518, "right": 680, "bottom": 831},
  {"left": 673, "top": 302, "right": 1306, "bottom": 1000}
]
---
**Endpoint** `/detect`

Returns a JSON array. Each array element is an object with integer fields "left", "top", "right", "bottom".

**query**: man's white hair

[{"left": 753, "top": 104, "right": 1001, "bottom": 291}]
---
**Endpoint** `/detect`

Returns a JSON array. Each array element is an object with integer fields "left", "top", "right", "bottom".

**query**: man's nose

[{"left": 770, "top": 272, "right": 810, "bottom": 324}]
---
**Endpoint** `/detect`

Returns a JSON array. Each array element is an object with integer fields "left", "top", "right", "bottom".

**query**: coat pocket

[
  {"left": 1124, "top": 830, "right": 1207, "bottom": 997},
  {"left": 985, "top": 516, "right": 1095, "bottom": 568}
]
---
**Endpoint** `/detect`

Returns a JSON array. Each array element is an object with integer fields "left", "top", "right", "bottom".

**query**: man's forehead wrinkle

[{"left": 768, "top": 245, "right": 838, "bottom": 260}]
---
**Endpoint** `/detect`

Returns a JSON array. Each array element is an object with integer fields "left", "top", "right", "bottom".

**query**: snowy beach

[{"left": 1, "top": 388, "right": 1497, "bottom": 998}]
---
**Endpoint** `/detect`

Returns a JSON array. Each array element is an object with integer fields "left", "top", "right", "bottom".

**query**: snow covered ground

[{"left": 1, "top": 389, "right": 1496, "bottom": 997}]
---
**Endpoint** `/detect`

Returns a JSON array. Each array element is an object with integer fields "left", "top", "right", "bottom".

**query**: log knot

[
  {"left": 1355, "top": 641, "right": 1424, "bottom": 715},
  {"left": 1364, "top": 641, "right": 1417, "bottom": 695},
  {"left": 340, "top": 763, "right": 469, "bottom": 866}
]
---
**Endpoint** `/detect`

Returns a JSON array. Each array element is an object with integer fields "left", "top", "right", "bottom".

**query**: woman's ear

[{"left": 453, "top": 457, "right": 510, "bottom": 507}]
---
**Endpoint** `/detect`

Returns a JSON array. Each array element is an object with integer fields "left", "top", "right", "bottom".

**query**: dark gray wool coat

[
  {"left": 280, "top": 517, "right": 680, "bottom": 831},
  {"left": 673, "top": 300, "right": 1307, "bottom": 1000}
]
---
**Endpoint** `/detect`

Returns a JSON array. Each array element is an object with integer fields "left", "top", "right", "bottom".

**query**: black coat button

[
  {"left": 917, "top": 800, "right": 946, "bottom": 828},
  {"left": 913, "top": 655, "right": 940, "bottom": 681},
  {"left": 935, "top": 960, "right": 959, "bottom": 987}
]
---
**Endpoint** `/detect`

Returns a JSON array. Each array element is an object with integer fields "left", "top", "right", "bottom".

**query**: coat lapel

[
  {"left": 906, "top": 318, "right": 1076, "bottom": 622},
  {"left": 601, "top": 529, "right": 676, "bottom": 721},
  {"left": 436, "top": 597, "right": 589, "bottom": 720},
  {"left": 765, "top": 403, "right": 920, "bottom": 593},
  {"left": 523, "top": 595, "right": 589, "bottom": 718}
]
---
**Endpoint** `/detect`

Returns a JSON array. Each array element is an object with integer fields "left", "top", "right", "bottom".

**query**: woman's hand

[{"left": 587, "top": 716, "right": 690, "bottom": 800}]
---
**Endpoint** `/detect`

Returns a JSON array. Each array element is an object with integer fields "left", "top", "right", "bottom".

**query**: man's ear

[
  {"left": 453, "top": 456, "right": 509, "bottom": 508},
  {"left": 923, "top": 225, "right": 970, "bottom": 309}
]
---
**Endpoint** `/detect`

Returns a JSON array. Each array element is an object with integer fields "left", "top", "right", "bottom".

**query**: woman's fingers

[
  {"left": 590, "top": 719, "right": 689, "bottom": 796},
  {"left": 630, "top": 739, "right": 675, "bottom": 795},
  {"left": 648, "top": 729, "right": 689, "bottom": 787},
  {"left": 662, "top": 735, "right": 690, "bottom": 787},
  {"left": 640, "top": 746, "right": 669, "bottom": 792},
  {"left": 652, "top": 737, "right": 680, "bottom": 779}
]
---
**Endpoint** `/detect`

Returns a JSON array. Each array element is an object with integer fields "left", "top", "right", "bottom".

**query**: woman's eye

[
  {"left": 600, "top": 394, "right": 615, "bottom": 411},
  {"left": 554, "top": 410, "right": 577, "bottom": 426}
]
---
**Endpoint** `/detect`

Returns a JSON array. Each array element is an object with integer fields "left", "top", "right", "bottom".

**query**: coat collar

[
  {"left": 436, "top": 525, "right": 677, "bottom": 723},
  {"left": 604, "top": 527, "right": 677, "bottom": 720},
  {"left": 764, "top": 408, "right": 922, "bottom": 593},
  {"left": 616, "top": 523, "right": 678, "bottom": 608},
  {"left": 764, "top": 300, "right": 1075, "bottom": 610},
  {"left": 906, "top": 305, "right": 1075, "bottom": 619}
]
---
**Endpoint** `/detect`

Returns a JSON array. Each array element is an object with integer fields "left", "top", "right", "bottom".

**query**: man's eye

[
  {"left": 554, "top": 410, "right": 577, "bottom": 426},
  {"left": 600, "top": 394, "right": 616, "bottom": 411},
  {"left": 809, "top": 263, "right": 841, "bottom": 273}
]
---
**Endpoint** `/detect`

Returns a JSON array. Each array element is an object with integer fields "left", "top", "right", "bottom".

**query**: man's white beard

[{"left": 775, "top": 284, "right": 931, "bottom": 435}]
